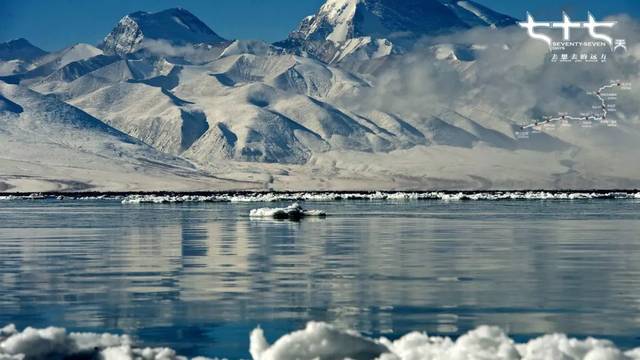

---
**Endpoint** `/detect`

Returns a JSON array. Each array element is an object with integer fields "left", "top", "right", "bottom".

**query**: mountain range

[{"left": 1, "top": 0, "right": 638, "bottom": 192}]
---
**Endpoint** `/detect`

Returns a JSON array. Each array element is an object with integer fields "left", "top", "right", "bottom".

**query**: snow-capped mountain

[
  {"left": 101, "top": 8, "right": 228, "bottom": 56},
  {"left": 0, "top": 38, "right": 47, "bottom": 62},
  {"left": 2, "top": 1, "right": 639, "bottom": 191},
  {"left": 0, "top": 39, "right": 48, "bottom": 76},
  {"left": 290, "top": 0, "right": 515, "bottom": 42},
  {"left": 280, "top": 0, "right": 516, "bottom": 63},
  {"left": 1, "top": 43, "right": 103, "bottom": 84}
]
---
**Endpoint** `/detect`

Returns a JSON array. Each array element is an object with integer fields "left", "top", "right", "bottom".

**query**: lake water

[{"left": 1, "top": 198, "right": 640, "bottom": 358}]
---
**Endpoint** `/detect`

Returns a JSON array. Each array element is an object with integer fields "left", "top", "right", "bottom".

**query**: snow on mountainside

[
  {"left": 52, "top": 45, "right": 584, "bottom": 185},
  {"left": 281, "top": 0, "right": 516, "bottom": 63},
  {"left": 64, "top": 53, "right": 375, "bottom": 163},
  {"left": 290, "top": 0, "right": 516, "bottom": 42},
  {"left": 32, "top": 43, "right": 103, "bottom": 69},
  {"left": 0, "top": 39, "right": 48, "bottom": 76},
  {"left": 0, "top": 81, "right": 255, "bottom": 192},
  {"left": 0, "top": 60, "right": 31, "bottom": 76},
  {"left": 0, "top": 43, "right": 103, "bottom": 84},
  {"left": 102, "top": 8, "right": 227, "bottom": 56}
]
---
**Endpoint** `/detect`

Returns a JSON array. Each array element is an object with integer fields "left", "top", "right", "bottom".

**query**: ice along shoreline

[{"left": 0, "top": 190, "right": 640, "bottom": 203}]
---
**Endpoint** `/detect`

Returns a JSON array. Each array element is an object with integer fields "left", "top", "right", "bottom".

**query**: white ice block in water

[{"left": 249, "top": 203, "right": 327, "bottom": 220}]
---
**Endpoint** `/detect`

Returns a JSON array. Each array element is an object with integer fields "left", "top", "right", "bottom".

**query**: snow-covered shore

[
  {"left": 2, "top": 322, "right": 640, "bottom": 360},
  {"left": 1, "top": 191, "right": 640, "bottom": 204},
  {"left": 113, "top": 191, "right": 640, "bottom": 203}
]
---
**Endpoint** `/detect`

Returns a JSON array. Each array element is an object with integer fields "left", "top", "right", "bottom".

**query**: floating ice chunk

[
  {"left": 0, "top": 325, "right": 129, "bottom": 359},
  {"left": 250, "top": 322, "right": 388, "bottom": 360},
  {"left": 249, "top": 203, "right": 326, "bottom": 220},
  {"left": 380, "top": 326, "right": 520, "bottom": 360},
  {"left": 517, "top": 333, "right": 628, "bottom": 360},
  {"left": 0, "top": 324, "right": 221, "bottom": 360},
  {"left": 253, "top": 322, "right": 640, "bottom": 360}
]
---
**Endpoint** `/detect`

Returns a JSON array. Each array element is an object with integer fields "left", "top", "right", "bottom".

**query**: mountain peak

[
  {"left": 289, "top": 0, "right": 516, "bottom": 43},
  {"left": 102, "top": 8, "right": 226, "bottom": 56},
  {"left": 0, "top": 38, "right": 48, "bottom": 62}
]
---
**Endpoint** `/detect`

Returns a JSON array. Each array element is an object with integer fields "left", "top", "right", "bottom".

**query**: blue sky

[{"left": 1, "top": 0, "right": 638, "bottom": 51}]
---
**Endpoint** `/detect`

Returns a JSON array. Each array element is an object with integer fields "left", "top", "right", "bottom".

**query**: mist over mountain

[{"left": 0, "top": 2, "right": 639, "bottom": 191}]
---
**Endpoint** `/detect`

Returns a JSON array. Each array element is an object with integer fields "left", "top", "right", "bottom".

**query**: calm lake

[{"left": 1, "top": 198, "right": 640, "bottom": 358}]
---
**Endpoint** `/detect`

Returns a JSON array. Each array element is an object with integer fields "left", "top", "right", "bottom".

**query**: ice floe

[
  {"left": 3, "top": 322, "right": 640, "bottom": 360},
  {"left": 249, "top": 203, "right": 326, "bottom": 220},
  {"left": 250, "top": 322, "right": 388, "bottom": 360}
]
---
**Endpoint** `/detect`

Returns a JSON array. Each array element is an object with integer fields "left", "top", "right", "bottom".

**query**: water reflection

[{"left": 1, "top": 200, "right": 640, "bottom": 358}]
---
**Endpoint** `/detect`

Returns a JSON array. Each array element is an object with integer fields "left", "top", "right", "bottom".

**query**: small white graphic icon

[
  {"left": 519, "top": 12, "right": 552, "bottom": 49},
  {"left": 614, "top": 39, "right": 627, "bottom": 52},
  {"left": 552, "top": 12, "right": 581, "bottom": 41},
  {"left": 584, "top": 12, "right": 617, "bottom": 48}
]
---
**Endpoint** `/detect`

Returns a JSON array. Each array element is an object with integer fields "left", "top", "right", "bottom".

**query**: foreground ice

[
  {"left": 251, "top": 322, "right": 640, "bottom": 360},
  {"left": 0, "top": 324, "right": 203, "bottom": 360},
  {"left": 249, "top": 203, "right": 326, "bottom": 220},
  {"left": 3, "top": 322, "right": 640, "bottom": 360}
]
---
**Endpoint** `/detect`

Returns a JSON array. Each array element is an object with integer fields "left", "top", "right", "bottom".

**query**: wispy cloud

[{"left": 342, "top": 16, "right": 640, "bottom": 128}]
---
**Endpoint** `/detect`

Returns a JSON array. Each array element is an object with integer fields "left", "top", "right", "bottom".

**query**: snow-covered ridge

[{"left": 3, "top": 322, "right": 640, "bottom": 360}]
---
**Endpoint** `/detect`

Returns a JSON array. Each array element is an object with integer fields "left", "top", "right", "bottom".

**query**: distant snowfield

[{"left": 2, "top": 322, "right": 640, "bottom": 360}]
